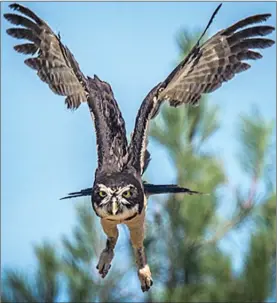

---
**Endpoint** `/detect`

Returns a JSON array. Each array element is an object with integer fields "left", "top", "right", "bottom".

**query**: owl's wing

[
  {"left": 86, "top": 75, "right": 128, "bottom": 171},
  {"left": 127, "top": 4, "right": 275, "bottom": 174},
  {"left": 4, "top": 3, "right": 128, "bottom": 171}
]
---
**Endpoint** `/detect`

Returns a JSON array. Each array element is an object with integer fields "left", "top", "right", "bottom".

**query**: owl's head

[{"left": 92, "top": 171, "right": 144, "bottom": 220}]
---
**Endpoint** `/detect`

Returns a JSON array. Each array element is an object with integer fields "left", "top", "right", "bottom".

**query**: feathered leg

[
  {"left": 96, "top": 219, "right": 119, "bottom": 278},
  {"left": 125, "top": 203, "right": 153, "bottom": 292}
]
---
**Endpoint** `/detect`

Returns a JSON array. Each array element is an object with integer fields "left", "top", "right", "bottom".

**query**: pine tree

[
  {"left": 2, "top": 204, "right": 134, "bottom": 302},
  {"left": 143, "top": 30, "right": 276, "bottom": 303}
]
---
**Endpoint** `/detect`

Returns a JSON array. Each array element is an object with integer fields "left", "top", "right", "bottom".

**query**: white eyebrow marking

[
  {"left": 116, "top": 185, "right": 136, "bottom": 205},
  {"left": 116, "top": 184, "right": 134, "bottom": 196},
  {"left": 98, "top": 184, "right": 115, "bottom": 195},
  {"left": 98, "top": 184, "right": 114, "bottom": 206},
  {"left": 97, "top": 184, "right": 135, "bottom": 206}
]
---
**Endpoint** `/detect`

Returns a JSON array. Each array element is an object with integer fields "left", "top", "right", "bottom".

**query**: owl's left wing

[
  {"left": 4, "top": 3, "right": 128, "bottom": 172},
  {"left": 126, "top": 4, "right": 275, "bottom": 174}
]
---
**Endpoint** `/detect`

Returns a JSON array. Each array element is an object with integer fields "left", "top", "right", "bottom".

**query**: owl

[{"left": 4, "top": 3, "right": 275, "bottom": 292}]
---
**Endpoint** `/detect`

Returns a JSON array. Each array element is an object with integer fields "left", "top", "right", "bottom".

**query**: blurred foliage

[
  {"left": 2, "top": 204, "right": 134, "bottom": 302},
  {"left": 2, "top": 28, "right": 276, "bottom": 303}
]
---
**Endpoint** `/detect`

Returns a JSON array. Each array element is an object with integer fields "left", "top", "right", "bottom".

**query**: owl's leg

[
  {"left": 97, "top": 219, "right": 119, "bottom": 278},
  {"left": 126, "top": 214, "right": 153, "bottom": 292}
]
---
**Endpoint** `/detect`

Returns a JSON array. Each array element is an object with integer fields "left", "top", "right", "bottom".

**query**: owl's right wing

[
  {"left": 126, "top": 4, "right": 275, "bottom": 175},
  {"left": 4, "top": 3, "right": 128, "bottom": 172}
]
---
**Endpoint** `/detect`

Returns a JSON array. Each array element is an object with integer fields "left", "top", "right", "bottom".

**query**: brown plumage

[
  {"left": 161, "top": 15, "right": 274, "bottom": 106},
  {"left": 4, "top": 3, "right": 275, "bottom": 292},
  {"left": 5, "top": 3, "right": 128, "bottom": 172},
  {"left": 127, "top": 6, "right": 275, "bottom": 174},
  {"left": 5, "top": 4, "right": 87, "bottom": 109}
]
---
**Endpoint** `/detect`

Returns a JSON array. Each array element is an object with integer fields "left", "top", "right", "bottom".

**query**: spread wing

[
  {"left": 127, "top": 4, "right": 275, "bottom": 174},
  {"left": 4, "top": 3, "right": 128, "bottom": 172}
]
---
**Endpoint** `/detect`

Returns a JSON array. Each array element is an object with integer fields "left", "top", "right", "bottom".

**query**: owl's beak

[{"left": 112, "top": 197, "right": 119, "bottom": 215}]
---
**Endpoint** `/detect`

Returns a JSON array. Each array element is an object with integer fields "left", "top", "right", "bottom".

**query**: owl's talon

[
  {"left": 96, "top": 249, "right": 114, "bottom": 278},
  {"left": 100, "top": 264, "right": 111, "bottom": 278},
  {"left": 138, "top": 264, "right": 153, "bottom": 292}
]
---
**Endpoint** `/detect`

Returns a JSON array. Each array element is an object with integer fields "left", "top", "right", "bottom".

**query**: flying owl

[{"left": 4, "top": 3, "right": 275, "bottom": 292}]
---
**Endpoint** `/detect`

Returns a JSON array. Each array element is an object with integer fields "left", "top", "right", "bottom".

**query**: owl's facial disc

[
  {"left": 93, "top": 184, "right": 139, "bottom": 219},
  {"left": 92, "top": 173, "right": 144, "bottom": 220},
  {"left": 98, "top": 184, "right": 134, "bottom": 214}
]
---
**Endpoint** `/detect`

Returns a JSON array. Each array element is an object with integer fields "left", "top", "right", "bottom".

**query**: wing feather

[
  {"left": 127, "top": 5, "right": 275, "bottom": 174},
  {"left": 14, "top": 43, "right": 38, "bottom": 55},
  {"left": 159, "top": 28, "right": 274, "bottom": 107},
  {"left": 8, "top": 3, "right": 48, "bottom": 25},
  {"left": 87, "top": 76, "right": 128, "bottom": 171},
  {"left": 4, "top": 13, "right": 41, "bottom": 30},
  {"left": 4, "top": 3, "right": 87, "bottom": 109},
  {"left": 5, "top": 3, "right": 128, "bottom": 171}
]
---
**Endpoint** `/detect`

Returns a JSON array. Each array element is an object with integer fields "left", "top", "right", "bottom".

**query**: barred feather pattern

[
  {"left": 4, "top": 3, "right": 128, "bottom": 171},
  {"left": 128, "top": 6, "right": 275, "bottom": 173},
  {"left": 159, "top": 13, "right": 275, "bottom": 106},
  {"left": 4, "top": 3, "right": 89, "bottom": 109}
]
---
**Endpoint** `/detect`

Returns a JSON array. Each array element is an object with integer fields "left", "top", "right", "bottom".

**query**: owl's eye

[
  {"left": 99, "top": 190, "right": 107, "bottom": 198},
  {"left": 122, "top": 190, "right": 132, "bottom": 198}
]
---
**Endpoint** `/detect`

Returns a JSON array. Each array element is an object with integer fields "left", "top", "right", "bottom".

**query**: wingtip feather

[
  {"left": 14, "top": 43, "right": 38, "bottom": 55},
  {"left": 9, "top": 3, "right": 20, "bottom": 10}
]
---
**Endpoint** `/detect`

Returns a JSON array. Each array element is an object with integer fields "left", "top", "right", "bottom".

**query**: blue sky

[{"left": 1, "top": 0, "right": 276, "bottom": 278}]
